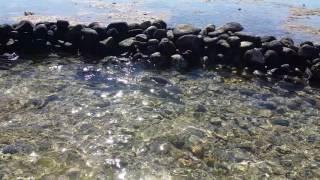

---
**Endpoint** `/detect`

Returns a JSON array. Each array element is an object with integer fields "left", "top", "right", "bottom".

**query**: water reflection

[{"left": 0, "top": 56, "right": 320, "bottom": 179}]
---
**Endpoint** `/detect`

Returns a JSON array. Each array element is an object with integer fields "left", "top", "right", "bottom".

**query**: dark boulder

[
  {"left": 280, "top": 37, "right": 294, "bottom": 48},
  {"left": 153, "top": 29, "right": 167, "bottom": 40},
  {"left": 15, "top": 20, "right": 34, "bottom": 33},
  {"left": 240, "top": 41, "right": 255, "bottom": 52},
  {"left": 128, "top": 23, "right": 142, "bottom": 30},
  {"left": 81, "top": 28, "right": 99, "bottom": 52},
  {"left": 0, "top": 24, "right": 13, "bottom": 44},
  {"left": 221, "top": 22, "right": 243, "bottom": 32},
  {"left": 171, "top": 54, "right": 188, "bottom": 70},
  {"left": 208, "top": 29, "right": 225, "bottom": 37},
  {"left": 118, "top": 37, "right": 136, "bottom": 51},
  {"left": 298, "top": 44, "right": 319, "bottom": 60},
  {"left": 147, "top": 39, "right": 160, "bottom": 46},
  {"left": 140, "top": 21, "right": 152, "bottom": 30},
  {"left": 300, "top": 41, "right": 313, "bottom": 47},
  {"left": 215, "top": 39, "right": 231, "bottom": 53},
  {"left": 264, "top": 50, "right": 280, "bottom": 68},
  {"left": 57, "top": 20, "right": 69, "bottom": 31},
  {"left": 106, "top": 28, "right": 119, "bottom": 38},
  {"left": 151, "top": 20, "right": 167, "bottom": 29},
  {"left": 144, "top": 26, "right": 158, "bottom": 38},
  {"left": 66, "top": 24, "right": 84, "bottom": 47},
  {"left": 167, "top": 30, "right": 174, "bottom": 40},
  {"left": 311, "top": 62, "right": 320, "bottom": 80},
  {"left": 218, "top": 33, "right": 230, "bottom": 40},
  {"left": 92, "top": 26, "right": 108, "bottom": 40},
  {"left": 234, "top": 32, "right": 261, "bottom": 45},
  {"left": 176, "top": 35, "right": 204, "bottom": 56},
  {"left": 227, "top": 36, "right": 241, "bottom": 48},
  {"left": 159, "top": 38, "right": 176, "bottom": 56},
  {"left": 97, "top": 37, "right": 116, "bottom": 56},
  {"left": 32, "top": 39, "right": 49, "bottom": 52},
  {"left": 135, "top": 34, "right": 148, "bottom": 42},
  {"left": 100, "top": 37, "right": 114, "bottom": 48},
  {"left": 107, "top": 22, "right": 129, "bottom": 37},
  {"left": 173, "top": 24, "right": 201, "bottom": 37},
  {"left": 261, "top": 36, "right": 276, "bottom": 43},
  {"left": 263, "top": 40, "right": 283, "bottom": 52},
  {"left": 142, "top": 39, "right": 159, "bottom": 54},
  {"left": 200, "top": 24, "right": 215, "bottom": 36},
  {"left": 33, "top": 24, "right": 48, "bottom": 40},
  {"left": 88, "top": 22, "right": 101, "bottom": 28},
  {"left": 281, "top": 47, "right": 298, "bottom": 66},
  {"left": 244, "top": 48, "right": 265, "bottom": 69},
  {"left": 203, "top": 37, "right": 219, "bottom": 46},
  {"left": 128, "top": 29, "right": 143, "bottom": 37},
  {"left": 149, "top": 52, "right": 170, "bottom": 68}
]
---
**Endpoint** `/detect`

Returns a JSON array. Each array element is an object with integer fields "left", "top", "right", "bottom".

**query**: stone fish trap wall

[{"left": 1, "top": 20, "right": 320, "bottom": 85}]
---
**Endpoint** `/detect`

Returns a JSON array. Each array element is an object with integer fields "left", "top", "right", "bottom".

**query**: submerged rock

[
  {"left": 2, "top": 145, "right": 18, "bottom": 154},
  {"left": 271, "top": 119, "right": 290, "bottom": 126}
]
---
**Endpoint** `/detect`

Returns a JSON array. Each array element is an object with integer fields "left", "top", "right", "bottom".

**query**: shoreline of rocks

[{"left": 1, "top": 20, "right": 320, "bottom": 85}]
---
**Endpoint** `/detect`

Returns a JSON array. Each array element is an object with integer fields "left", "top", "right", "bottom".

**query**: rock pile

[{"left": 1, "top": 20, "right": 320, "bottom": 84}]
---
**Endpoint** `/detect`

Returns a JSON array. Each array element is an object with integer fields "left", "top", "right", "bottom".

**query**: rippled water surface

[{"left": 0, "top": 56, "right": 320, "bottom": 179}]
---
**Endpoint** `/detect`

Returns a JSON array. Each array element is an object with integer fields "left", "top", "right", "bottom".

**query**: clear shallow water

[
  {"left": 0, "top": 56, "right": 319, "bottom": 179},
  {"left": 1, "top": 0, "right": 320, "bottom": 41}
]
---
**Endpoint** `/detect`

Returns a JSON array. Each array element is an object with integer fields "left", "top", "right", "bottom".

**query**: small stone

[
  {"left": 195, "top": 104, "right": 207, "bottom": 113},
  {"left": 271, "top": 119, "right": 290, "bottom": 126},
  {"left": 240, "top": 41, "right": 254, "bottom": 51},
  {"left": 2, "top": 145, "right": 18, "bottom": 154},
  {"left": 210, "top": 117, "right": 222, "bottom": 126}
]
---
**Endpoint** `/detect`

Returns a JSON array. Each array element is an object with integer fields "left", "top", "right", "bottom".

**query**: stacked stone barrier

[{"left": 1, "top": 20, "right": 320, "bottom": 85}]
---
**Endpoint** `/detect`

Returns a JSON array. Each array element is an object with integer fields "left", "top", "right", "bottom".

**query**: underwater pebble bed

[{"left": 0, "top": 56, "right": 319, "bottom": 179}]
